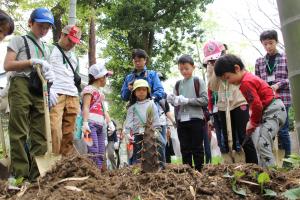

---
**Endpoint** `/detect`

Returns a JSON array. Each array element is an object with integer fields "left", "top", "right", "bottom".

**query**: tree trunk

[
  {"left": 277, "top": 0, "right": 300, "bottom": 150},
  {"left": 88, "top": 16, "right": 96, "bottom": 66},
  {"left": 69, "top": 0, "right": 77, "bottom": 25},
  {"left": 51, "top": 3, "right": 65, "bottom": 42}
]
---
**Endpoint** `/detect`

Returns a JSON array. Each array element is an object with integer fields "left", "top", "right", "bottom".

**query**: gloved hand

[
  {"left": 177, "top": 95, "right": 189, "bottom": 105},
  {"left": 31, "top": 58, "right": 55, "bottom": 82},
  {"left": 114, "top": 142, "right": 119, "bottom": 150},
  {"left": 49, "top": 89, "right": 58, "bottom": 107},
  {"left": 246, "top": 121, "right": 256, "bottom": 136},
  {"left": 167, "top": 94, "right": 176, "bottom": 104},
  {"left": 108, "top": 121, "right": 115, "bottom": 132},
  {"left": 126, "top": 134, "right": 134, "bottom": 143},
  {"left": 82, "top": 122, "right": 93, "bottom": 146}
]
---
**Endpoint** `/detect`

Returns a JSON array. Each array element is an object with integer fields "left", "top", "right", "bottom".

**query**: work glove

[
  {"left": 166, "top": 94, "right": 176, "bottom": 104},
  {"left": 126, "top": 134, "right": 134, "bottom": 143},
  {"left": 108, "top": 121, "right": 115, "bottom": 132},
  {"left": 114, "top": 141, "right": 119, "bottom": 150},
  {"left": 82, "top": 122, "right": 93, "bottom": 146},
  {"left": 31, "top": 58, "right": 55, "bottom": 82},
  {"left": 49, "top": 89, "right": 58, "bottom": 107},
  {"left": 246, "top": 121, "right": 256, "bottom": 136},
  {"left": 174, "top": 95, "right": 189, "bottom": 106},
  {"left": 178, "top": 95, "right": 189, "bottom": 105}
]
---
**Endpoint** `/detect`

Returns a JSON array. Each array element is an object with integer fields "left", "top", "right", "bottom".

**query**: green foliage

[
  {"left": 223, "top": 171, "right": 247, "bottom": 197},
  {"left": 282, "top": 187, "right": 300, "bottom": 200},
  {"left": 257, "top": 172, "right": 270, "bottom": 194},
  {"left": 283, "top": 154, "right": 300, "bottom": 169},
  {"left": 101, "top": 0, "right": 213, "bottom": 121},
  {"left": 263, "top": 189, "right": 277, "bottom": 197},
  {"left": 133, "top": 195, "right": 142, "bottom": 200},
  {"left": 132, "top": 166, "right": 141, "bottom": 175}
]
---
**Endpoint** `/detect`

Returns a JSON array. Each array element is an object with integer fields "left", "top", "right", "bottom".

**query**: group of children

[{"left": 0, "top": 7, "right": 292, "bottom": 181}]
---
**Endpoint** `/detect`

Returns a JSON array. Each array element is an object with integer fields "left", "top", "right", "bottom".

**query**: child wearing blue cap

[{"left": 4, "top": 8, "right": 55, "bottom": 181}]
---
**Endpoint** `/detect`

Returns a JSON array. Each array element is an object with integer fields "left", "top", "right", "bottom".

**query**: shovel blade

[
  {"left": 35, "top": 154, "right": 61, "bottom": 177},
  {"left": 222, "top": 151, "right": 245, "bottom": 164}
]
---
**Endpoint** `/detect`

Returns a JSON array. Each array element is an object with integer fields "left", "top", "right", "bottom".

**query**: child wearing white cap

[{"left": 81, "top": 62, "right": 114, "bottom": 169}]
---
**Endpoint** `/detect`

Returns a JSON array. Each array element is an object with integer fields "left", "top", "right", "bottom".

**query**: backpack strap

[
  {"left": 21, "top": 36, "right": 31, "bottom": 59},
  {"left": 175, "top": 80, "right": 180, "bottom": 96},
  {"left": 193, "top": 77, "right": 200, "bottom": 98}
]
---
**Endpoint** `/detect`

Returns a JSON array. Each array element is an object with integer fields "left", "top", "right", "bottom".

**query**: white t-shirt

[{"left": 49, "top": 46, "right": 78, "bottom": 96}]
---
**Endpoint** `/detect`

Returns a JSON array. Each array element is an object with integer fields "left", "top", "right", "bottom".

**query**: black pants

[
  {"left": 177, "top": 119, "right": 205, "bottom": 171},
  {"left": 219, "top": 105, "right": 258, "bottom": 164}
]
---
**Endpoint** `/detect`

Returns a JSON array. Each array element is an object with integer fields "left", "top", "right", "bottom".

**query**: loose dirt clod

[{"left": 1, "top": 155, "right": 300, "bottom": 200}]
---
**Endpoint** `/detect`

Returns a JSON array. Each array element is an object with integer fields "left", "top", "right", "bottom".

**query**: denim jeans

[{"left": 278, "top": 106, "right": 291, "bottom": 158}]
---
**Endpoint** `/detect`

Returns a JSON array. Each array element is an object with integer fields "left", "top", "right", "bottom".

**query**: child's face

[
  {"left": 0, "top": 23, "right": 11, "bottom": 41},
  {"left": 60, "top": 34, "right": 77, "bottom": 51},
  {"left": 221, "top": 65, "right": 243, "bottom": 85},
  {"left": 29, "top": 22, "right": 51, "bottom": 39},
  {"left": 133, "top": 57, "right": 146, "bottom": 71},
  {"left": 98, "top": 76, "right": 107, "bottom": 87},
  {"left": 134, "top": 87, "right": 148, "bottom": 101},
  {"left": 261, "top": 39, "right": 277, "bottom": 55},
  {"left": 178, "top": 63, "right": 194, "bottom": 79}
]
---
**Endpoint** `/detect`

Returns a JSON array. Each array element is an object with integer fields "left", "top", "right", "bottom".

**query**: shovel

[
  {"left": 222, "top": 83, "right": 244, "bottom": 164},
  {"left": 35, "top": 65, "right": 61, "bottom": 177},
  {"left": 0, "top": 114, "right": 10, "bottom": 179}
]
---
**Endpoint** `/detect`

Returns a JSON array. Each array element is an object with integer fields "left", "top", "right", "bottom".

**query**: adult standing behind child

[
  {"left": 4, "top": 8, "right": 55, "bottom": 181},
  {"left": 124, "top": 79, "right": 161, "bottom": 165},
  {"left": 255, "top": 30, "right": 291, "bottom": 160},
  {"left": 81, "top": 63, "right": 113, "bottom": 169},
  {"left": 214, "top": 54, "right": 287, "bottom": 167},
  {"left": 167, "top": 55, "right": 208, "bottom": 171},
  {"left": 48, "top": 25, "right": 82, "bottom": 156},
  {"left": 204, "top": 41, "right": 258, "bottom": 164}
]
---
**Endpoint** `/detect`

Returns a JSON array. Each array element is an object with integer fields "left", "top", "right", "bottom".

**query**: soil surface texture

[{"left": 1, "top": 155, "right": 300, "bottom": 200}]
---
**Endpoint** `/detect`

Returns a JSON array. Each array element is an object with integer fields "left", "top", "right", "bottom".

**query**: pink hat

[{"left": 203, "top": 40, "right": 225, "bottom": 63}]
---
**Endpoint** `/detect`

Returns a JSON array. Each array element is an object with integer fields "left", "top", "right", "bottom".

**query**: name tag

[
  {"left": 213, "top": 105, "right": 218, "bottom": 113},
  {"left": 267, "top": 75, "right": 275, "bottom": 83},
  {"left": 180, "top": 113, "right": 190, "bottom": 122}
]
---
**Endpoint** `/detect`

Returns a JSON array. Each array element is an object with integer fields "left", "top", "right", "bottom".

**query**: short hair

[
  {"left": 0, "top": 10, "right": 14, "bottom": 35},
  {"left": 214, "top": 54, "right": 245, "bottom": 77},
  {"left": 260, "top": 30, "right": 278, "bottom": 42},
  {"left": 178, "top": 54, "right": 194, "bottom": 65},
  {"left": 132, "top": 49, "right": 148, "bottom": 59}
]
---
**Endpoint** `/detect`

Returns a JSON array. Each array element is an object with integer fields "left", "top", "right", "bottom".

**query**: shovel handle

[
  {"left": 0, "top": 117, "right": 7, "bottom": 157},
  {"left": 36, "top": 65, "right": 53, "bottom": 154},
  {"left": 225, "top": 82, "right": 235, "bottom": 162}
]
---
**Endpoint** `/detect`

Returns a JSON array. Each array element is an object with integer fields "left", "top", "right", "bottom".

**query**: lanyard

[
  {"left": 133, "top": 104, "right": 145, "bottom": 125},
  {"left": 27, "top": 32, "right": 46, "bottom": 59},
  {"left": 213, "top": 91, "right": 218, "bottom": 105},
  {"left": 265, "top": 57, "right": 278, "bottom": 75}
]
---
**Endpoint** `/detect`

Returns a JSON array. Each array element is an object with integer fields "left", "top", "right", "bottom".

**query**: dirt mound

[{"left": 2, "top": 155, "right": 300, "bottom": 199}]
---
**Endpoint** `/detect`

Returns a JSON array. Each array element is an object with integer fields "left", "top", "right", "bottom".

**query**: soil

[{"left": 1, "top": 155, "right": 300, "bottom": 200}]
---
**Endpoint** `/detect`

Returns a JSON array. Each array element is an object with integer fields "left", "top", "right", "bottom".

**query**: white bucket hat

[{"left": 89, "top": 62, "right": 113, "bottom": 79}]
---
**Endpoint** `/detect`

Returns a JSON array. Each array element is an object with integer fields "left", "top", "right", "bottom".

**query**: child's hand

[
  {"left": 175, "top": 95, "right": 189, "bottom": 106},
  {"left": 82, "top": 122, "right": 93, "bottom": 146},
  {"left": 246, "top": 121, "right": 256, "bottom": 136}
]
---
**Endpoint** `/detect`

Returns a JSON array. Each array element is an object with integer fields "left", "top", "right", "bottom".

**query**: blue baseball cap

[{"left": 30, "top": 8, "right": 55, "bottom": 27}]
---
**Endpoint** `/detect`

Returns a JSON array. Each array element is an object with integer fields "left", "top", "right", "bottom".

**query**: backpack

[{"left": 174, "top": 77, "right": 209, "bottom": 122}]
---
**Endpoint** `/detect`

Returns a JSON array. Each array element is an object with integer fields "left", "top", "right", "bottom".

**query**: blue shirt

[{"left": 121, "top": 66, "right": 165, "bottom": 101}]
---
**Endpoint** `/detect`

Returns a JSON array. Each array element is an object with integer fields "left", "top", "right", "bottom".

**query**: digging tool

[
  {"left": 224, "top": 84, "right": 235, "bottom": 163},
  {"left": 222, "top": 82, "right": 244, "bottom": 164},
  {"left": 0, "top": 113, "right": 10, "bottom": 179},
  {"left": 35, "top": 65, "right": 61, "bottom": 177}
]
